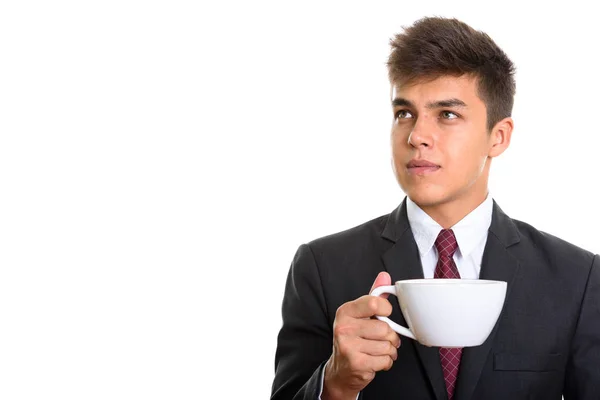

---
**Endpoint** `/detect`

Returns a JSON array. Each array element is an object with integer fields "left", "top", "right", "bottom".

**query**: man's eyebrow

[
  {"left": 391, "top": 98, "right": 414, "bottom": 108},
  {"left": 427, "top": 98, "right": 467, "bottom": 109},
  {"left": 391, "top": 97, "right": 467, "bottom": 109}
]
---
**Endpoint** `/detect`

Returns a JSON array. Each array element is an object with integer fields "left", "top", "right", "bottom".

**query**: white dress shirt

[
  {"left": 406, "top": 194, "right": 493, "bottom": 279},
  {"left": 318, "top": 195, "right": 494, "bottom": 399}
]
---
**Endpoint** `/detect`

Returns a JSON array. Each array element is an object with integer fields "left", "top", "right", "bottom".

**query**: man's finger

[
  {"left": 343, "top": 295, "right": 393, "bottom": 319},
  {"left": 354, "top": 318, "right": 401, "bottom": 348},
  {"left": 369, "top": 271, "right": 392, "bottom": 299},
  {"left": 359, "top": 338, "right": 399, "bottom": 360}
]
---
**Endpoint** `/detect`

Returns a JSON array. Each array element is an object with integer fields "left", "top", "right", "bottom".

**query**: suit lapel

[
  {"left": 381, "top": 200, "right": 447, "bottom": 400},
  {"left": 454, "top": 201, "right": 521, "bottom": 400}
]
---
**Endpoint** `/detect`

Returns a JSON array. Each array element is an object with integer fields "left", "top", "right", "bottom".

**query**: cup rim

[{"left": 395, "top": 278, "right": 506, "bottom": 285}]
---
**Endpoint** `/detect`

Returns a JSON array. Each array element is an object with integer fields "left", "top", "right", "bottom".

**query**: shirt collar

[{"left": 406, "top": 194, "right": 493, "bottom": 258}]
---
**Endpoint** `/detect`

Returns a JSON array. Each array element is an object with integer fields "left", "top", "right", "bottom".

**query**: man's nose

[{"left": 407, "top": 117, "right": 434, "bottom": 148}]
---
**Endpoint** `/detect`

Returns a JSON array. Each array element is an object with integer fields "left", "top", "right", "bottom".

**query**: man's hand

[{"left": 322, "top": 272, "right": 401, "bottom": 400}]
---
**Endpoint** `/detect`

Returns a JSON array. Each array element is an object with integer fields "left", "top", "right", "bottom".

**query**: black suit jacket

[{"left": 271, "top": 199, "right": 600, "bottom": 400}]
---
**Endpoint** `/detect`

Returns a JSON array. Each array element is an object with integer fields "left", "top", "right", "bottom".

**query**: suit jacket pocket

[{"left": 493, "top": 353, "right": 565, "bottom": 372}]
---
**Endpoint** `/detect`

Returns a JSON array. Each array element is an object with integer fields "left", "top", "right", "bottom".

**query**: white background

[{"left": 1, "top": 1, "right": 599, "bottom": 399}]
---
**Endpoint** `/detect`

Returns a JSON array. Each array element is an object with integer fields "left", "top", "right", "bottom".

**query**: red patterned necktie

[{"left": 434, "top": 229, "right": 462, "bottom": 400}]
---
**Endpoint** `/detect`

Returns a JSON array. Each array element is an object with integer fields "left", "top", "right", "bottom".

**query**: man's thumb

[{"left": 369, "top": 271, "right": 392, "bottom": 298}]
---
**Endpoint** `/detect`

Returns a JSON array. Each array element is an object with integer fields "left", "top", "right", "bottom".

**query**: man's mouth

[{"left": 406, "top": 159, "right": 441, "bottom": 174}]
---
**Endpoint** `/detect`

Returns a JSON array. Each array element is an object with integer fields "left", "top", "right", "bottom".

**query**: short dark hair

[{"left": 387, "top": 17, "right": 516, "bottom": 131}]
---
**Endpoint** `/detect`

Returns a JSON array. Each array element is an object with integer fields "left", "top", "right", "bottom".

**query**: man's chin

[{"left": 406, "top": 190, "right": 449, "bottom": 209}]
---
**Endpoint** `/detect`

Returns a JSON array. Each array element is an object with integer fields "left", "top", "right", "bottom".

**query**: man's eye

[
  {"left": 441, "top": 111, "right": 458, "bottom": 120},
  {"left": 395, "top": 110, "right": 413, "bottom": 119}
]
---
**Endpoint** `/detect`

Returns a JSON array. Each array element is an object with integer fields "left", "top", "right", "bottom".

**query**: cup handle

[{"left": 370, "top": 285, "right": 416, "bottom": 340}]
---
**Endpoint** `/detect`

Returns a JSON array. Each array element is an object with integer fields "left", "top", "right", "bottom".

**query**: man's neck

[{"left": 419, "top": 191, "right": 489, "bottom": 229}]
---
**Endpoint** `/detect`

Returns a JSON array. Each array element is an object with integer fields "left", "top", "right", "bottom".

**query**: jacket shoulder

[
  {"left": 306, "top": 213, "right": 390, "bottom": 255},
  {"left": 511, "top": 218, "right": 596, "bottom": 266}
]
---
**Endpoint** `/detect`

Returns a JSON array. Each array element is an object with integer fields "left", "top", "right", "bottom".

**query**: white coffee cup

[{"left": 370, "top": 279, "right": 507, "bottom": 348}]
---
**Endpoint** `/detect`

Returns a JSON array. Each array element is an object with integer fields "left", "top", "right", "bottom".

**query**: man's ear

[{"left": 488, "top": 117, "right": 513, "bottom": 158}]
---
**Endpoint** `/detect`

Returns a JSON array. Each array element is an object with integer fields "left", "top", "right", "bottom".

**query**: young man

[{"left": 271, "top": 17, "right": 600, "bottom": 400}]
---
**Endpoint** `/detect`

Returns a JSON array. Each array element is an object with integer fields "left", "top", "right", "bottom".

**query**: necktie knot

[{"left": 435, "top": 229, "right": 458, "bottom": 258}]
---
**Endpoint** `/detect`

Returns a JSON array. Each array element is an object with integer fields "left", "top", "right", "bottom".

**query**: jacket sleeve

[
  {"left": 271, "top": 244, "right": 334, "bottom": 400},
  {"left": 564, "top": 254, "right": 600, "bottom": 399}
]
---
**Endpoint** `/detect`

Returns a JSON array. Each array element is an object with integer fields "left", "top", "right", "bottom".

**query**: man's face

[{"left": 391, "top": 75, "right": 501, "bottom": 209}]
